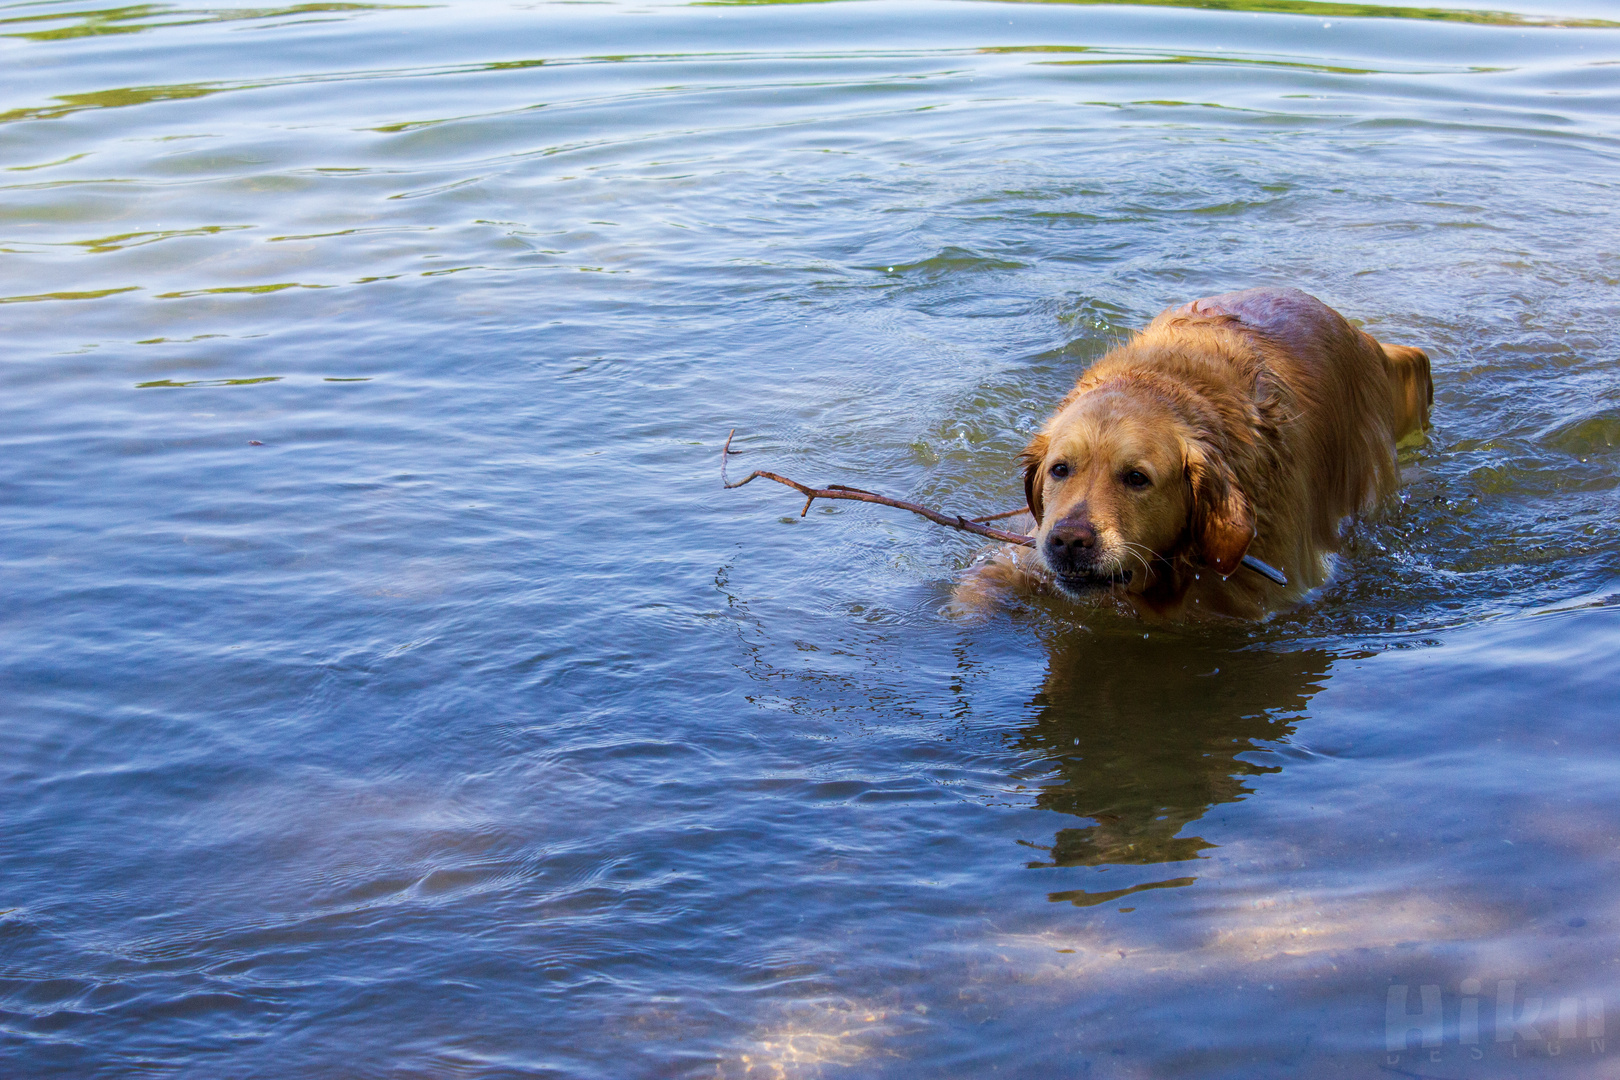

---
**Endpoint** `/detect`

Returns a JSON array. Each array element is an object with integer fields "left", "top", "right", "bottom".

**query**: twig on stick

[
  {"left": 969, "top": 507, "right": 1029, "bottom": 523},
  {"left": 721, "top": 429, "right": 1035, "bottom": 547}
]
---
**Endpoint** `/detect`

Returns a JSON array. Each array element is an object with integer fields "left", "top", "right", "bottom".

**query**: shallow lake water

[{"left": 3, "top": 0, "right": 1620, "bottom": 1076}]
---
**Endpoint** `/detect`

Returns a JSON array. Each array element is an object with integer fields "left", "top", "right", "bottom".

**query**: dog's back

[{"left": 1165, "top": 287, "right": 1430, "bottom": 438}]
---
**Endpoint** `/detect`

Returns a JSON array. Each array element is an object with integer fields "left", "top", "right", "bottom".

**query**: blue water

[{"left": 3, "top": 0, "right": 1620, "bottom": 1076}]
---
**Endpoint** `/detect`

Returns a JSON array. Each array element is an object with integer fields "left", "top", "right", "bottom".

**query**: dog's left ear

[
  {"left": 1020, "top": 433, "right": 1050, "bottom": 525},
  {"left": 1184, "top": 439, "right": 1255, "bottom": 577}
]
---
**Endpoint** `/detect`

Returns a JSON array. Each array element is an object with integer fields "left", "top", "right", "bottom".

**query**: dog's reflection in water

[{"left": 1015, "top": 630, "right": 1334, "bottom": 902}]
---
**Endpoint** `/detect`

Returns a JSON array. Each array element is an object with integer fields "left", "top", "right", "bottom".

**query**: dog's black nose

[
  {"left": 1048, "top": 520, "right": 1096, "bottom": 552},
  {"left": 1045, "top": 520, "right": 1098, "bottom": 571}
]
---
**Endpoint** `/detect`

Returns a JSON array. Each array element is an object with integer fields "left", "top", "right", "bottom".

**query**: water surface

[{"left": 3, "top": 0, "right": 1619, "bottom": 1076}]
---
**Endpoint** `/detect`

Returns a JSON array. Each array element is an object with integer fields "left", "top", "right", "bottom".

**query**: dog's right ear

[
  {"left": 1183, "top": 437, "right": 1255, "bottom": 578},
  {"left": 1020, "top": 433, "right": 1050, "bottom": 525}
]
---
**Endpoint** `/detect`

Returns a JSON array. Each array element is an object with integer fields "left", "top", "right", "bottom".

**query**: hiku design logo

[{"left": 1386, "top": 979, "right": 1605, "bottom": 1064}]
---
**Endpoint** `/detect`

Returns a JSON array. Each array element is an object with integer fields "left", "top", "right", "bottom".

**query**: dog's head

[{"left": 1021, "top": 382, "right": 1255, "bottom": 597}]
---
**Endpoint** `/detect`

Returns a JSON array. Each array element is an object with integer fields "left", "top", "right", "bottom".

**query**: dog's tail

[{"left": 1379, "top": 341, "right": 1432, "bottom": 441}]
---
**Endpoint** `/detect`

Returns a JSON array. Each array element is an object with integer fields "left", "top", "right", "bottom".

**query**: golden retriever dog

[{"left": 956, "top": 287, "right": 1431, "bottom": 620}]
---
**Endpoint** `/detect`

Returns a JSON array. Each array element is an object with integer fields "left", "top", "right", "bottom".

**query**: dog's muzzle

[
  {"left": 1043, "top": 519, "right": 1127, "bottom": 593},
  {"left": 1052, "top": 568, "right": 1132, "bottom": 594}
]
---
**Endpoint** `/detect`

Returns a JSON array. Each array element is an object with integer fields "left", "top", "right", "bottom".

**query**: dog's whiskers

[{"left": 1118, "top": 541, "right": 1156, "bottom": 582}]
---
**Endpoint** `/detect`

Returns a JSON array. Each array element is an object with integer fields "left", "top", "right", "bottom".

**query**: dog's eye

[
  {"left": 1049, "top": 462, "right": 1069, "bottom": 479},
  {"left": 1123, "top": 469, "right": 1151, "bottom": 489}
]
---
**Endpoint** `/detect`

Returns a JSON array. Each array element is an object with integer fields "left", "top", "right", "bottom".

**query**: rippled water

[{"left": 3, "top": 0, "right": 1619, "bottom": 1076}]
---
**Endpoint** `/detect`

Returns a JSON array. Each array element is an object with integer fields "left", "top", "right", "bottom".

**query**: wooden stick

[
  {"left": 720, "top": 429, "right": 1288, "bottom": 586},
  {"left": 721, "top": 429, "right": 1035, "bottom": 547},
  {"left": 1238, "top": 554, "right": 1289, "bottom": 586},
  {"left": 969, "top": 507, "right": 1029, "bottom": 523}
]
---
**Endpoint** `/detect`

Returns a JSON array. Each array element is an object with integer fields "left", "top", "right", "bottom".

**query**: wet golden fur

[{"left": 956, "top": 288, "right": 1431, "bottom": 620}]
